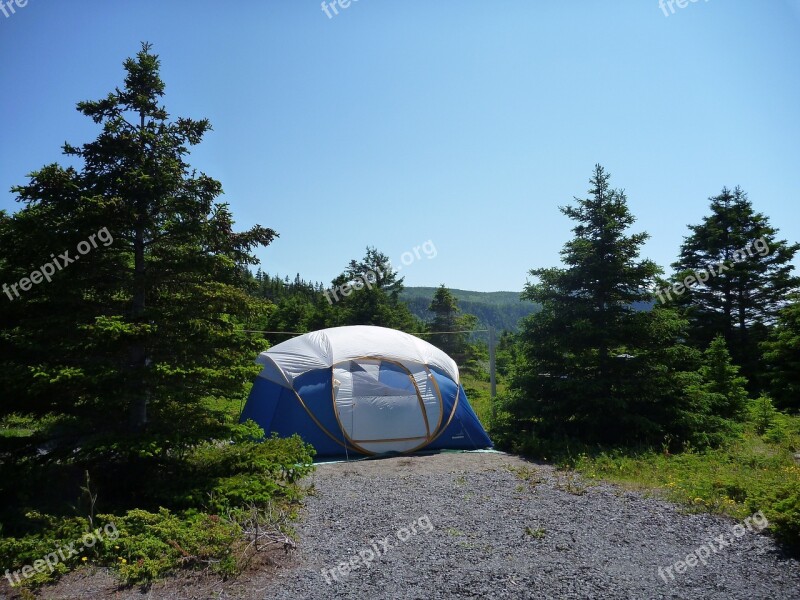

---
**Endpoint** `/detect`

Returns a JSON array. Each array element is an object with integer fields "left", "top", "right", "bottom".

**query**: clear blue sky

[{"left": 1, "top": 0, "right": 799, "bottom": 292}]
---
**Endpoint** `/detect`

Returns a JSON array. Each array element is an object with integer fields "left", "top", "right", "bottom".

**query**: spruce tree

[
  {"left": 0, "top": 43, "right": 276, "bottom": 440},
  {"left": 672, "top": 187, "right": 799, "bottom": 384},
  {"left": 761, "top": 295, "right": 800, "bottom": 412},
  {"left": 698, "top": 335, "right": 749, "bottom": 420},
  {"left": 427, "top": 284, "right": 478, "bottom": 363},
  {"left": 509, "top": 165, "right": 706, "bottom": 446},
  {"left": 327, "top": 247, "right": 419, "bottom": 330}
]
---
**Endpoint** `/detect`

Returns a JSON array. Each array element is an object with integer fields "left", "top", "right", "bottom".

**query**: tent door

[{"left": 333, "top": 359, "right": 440, "bottom": 454}]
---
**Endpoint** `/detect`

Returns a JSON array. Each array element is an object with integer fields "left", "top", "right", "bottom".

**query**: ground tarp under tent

[{"left": 240, "top": 325, "right": 492, "bottom": 458}]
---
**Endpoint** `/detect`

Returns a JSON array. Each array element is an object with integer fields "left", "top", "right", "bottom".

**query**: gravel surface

[
  {"left": 257, "top": 451, "right": 800, "bottom": 600},
  {"left": 23, "top": 450, "right": 800, "bottom": 599}
]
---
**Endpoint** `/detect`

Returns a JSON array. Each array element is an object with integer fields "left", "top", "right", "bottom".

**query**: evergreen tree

[
  {"left": 673, "top": 336, "right": 750, "bottom": 447},
  {"left": 328, "top": 247, "right": 419, "bottom": 330},
  {"left": 697, "top": 335, "right": 749, "bottom": 420},
  {"left": 495, "top": 331, "right": 521, "bottom": 378},
  {"left": 672, "top": 187, "right": 799, "bottom": 384},
  {"left": 509, "top": 165, "right": 707, "bottom": 446},
  {"left": 0, "top": 43, "right": 275, "bottom": 440},
  {"left": 761, "top": 295, "right": 800, "bottom": 412},
  {"left": 427, "top": 284, "right": 478, "bottom": 363}
]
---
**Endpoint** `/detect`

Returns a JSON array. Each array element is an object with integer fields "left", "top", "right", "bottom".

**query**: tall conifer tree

[{"left": 0, "top": 43, "right": 276, "bottom": 438}]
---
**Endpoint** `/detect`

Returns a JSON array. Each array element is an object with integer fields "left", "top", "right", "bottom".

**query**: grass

[
  {"left": 565, "top": 415, "right": 800, "bottom": 549},
  {"left": 0, "top": 413, "right": 56, "bottom": 438},
  {"left": 524, "top": 526, "right": 546, "bottom": 539},
  {"left": 461, "top": 372, "right": 506, "bottom": 428},
  {"left": 554, "top": 469, "right": 589, "bottom": 496},
  {"left": 506, "top": 464, "right": 543, "bottom": 489}
]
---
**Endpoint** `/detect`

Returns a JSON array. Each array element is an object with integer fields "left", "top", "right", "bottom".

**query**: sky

[{"left": 1, "top": 0, "right": 799, "bottom": 292}]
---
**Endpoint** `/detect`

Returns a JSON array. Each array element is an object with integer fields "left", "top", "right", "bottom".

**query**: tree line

[{"left": 501, "top": 165, "right": 799, "bottom": 452}]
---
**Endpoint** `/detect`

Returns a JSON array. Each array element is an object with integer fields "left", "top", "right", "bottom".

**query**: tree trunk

[
  {"left": 128, "top": 110, "right": 149, "bottom": 431},
  {"left": 128, "top": 221, "right": 147, "bottom": 431}
]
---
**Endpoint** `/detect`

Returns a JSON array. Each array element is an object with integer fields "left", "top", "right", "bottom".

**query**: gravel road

[{"left": 256, "top": 450, "right": 799, "bottom": 600}]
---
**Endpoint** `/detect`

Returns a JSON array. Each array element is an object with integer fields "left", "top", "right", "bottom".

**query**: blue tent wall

[
  {"left": 240, "top": 367, "right": 492, "bottom": 458},
  {"left": 426, "top": 372, "right": 492, "bottom": 451},
  {"left": 240, "top": 370, "right": 353, "bottom": 457}
]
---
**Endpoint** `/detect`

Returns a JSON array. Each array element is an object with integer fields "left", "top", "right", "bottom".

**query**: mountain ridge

[{"left": 400, "top": 286, "right": 539, "bottom": 332}]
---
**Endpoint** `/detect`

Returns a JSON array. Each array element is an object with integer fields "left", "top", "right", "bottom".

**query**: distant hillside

[{"left": 400, "top": 287, "right": 539, "bottom": 333}]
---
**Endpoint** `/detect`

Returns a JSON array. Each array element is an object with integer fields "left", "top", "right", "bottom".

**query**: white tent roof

[{"left": 255, "top": 325, "right": 459, "bottom": 388}]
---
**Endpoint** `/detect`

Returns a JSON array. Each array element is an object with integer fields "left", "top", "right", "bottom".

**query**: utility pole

[{"left": 489, "top": 326, "right": 497, "bottom": 424}]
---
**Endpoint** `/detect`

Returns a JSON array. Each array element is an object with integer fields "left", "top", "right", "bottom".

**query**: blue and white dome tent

[{"left": 240, "top": 325, "right": 492, "bottom": 458}]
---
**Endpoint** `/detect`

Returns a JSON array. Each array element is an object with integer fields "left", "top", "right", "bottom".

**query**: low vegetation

[
  {"left": 502, "top": 404, "right": 800, "bottom": 550},
  {"left": 0, "top": 417, "right": 314, "bottom": 590}
]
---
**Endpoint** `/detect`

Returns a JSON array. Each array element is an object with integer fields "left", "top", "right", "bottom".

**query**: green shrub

[
  {"left": 0, "top": 508, "right": 247, "bottom": 588},
  {"left": 0, "top": 424, "right": 315, "bottom": 589},
  {"left": 749, "top": 396, "right": 780, "bottom": 435},
  {"left": 157, "top": 430, "right": 315, "bottom": 513},
  {"left": 745, "top": 471, "right": 800, "bottom": 548},
  {"left": 0, "top": 513, "right": 89, "bottom": 587},
  {"left": 96, "top": 508, "right": 243, "bottom": 584}
]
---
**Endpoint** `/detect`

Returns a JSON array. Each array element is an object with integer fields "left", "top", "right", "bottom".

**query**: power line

[
  {"left": 239, "top": 329, "right": 490, "bottom": 336},
  {"left": 240, "top": 330, "right": 307, "bottom": 335}
]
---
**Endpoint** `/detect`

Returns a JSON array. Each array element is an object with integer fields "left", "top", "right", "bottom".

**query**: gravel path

[
  {"left": 256, "top": 451, "right": 800, "bottom": 600},
  {"left": 25, "top": 450, "right": 800, "bottom": 599}
]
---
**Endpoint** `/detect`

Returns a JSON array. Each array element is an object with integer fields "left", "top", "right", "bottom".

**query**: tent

[{"left": 240, "top": 325, "right": 492, "bottom": 458}]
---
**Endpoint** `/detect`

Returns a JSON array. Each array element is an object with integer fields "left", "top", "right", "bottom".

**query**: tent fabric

[
  {"left": 240, "top": 325, "right": 492, "bottom": 458},
  {"left": 254, "top": 325, "right": 459, "bottom": 387}
]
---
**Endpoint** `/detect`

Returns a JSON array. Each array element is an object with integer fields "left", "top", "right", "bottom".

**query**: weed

[
  {"left": 525, "top": 526, "right": 546, "bottom": 539},
  {"left": 506, "top": 464, "right": 542, "bottom": 489},
  {"left": 555, "top": 469, "right": 587, "bottom": 496}
]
